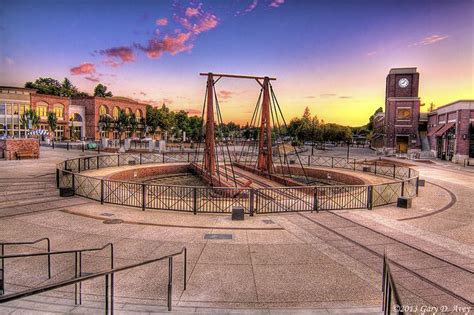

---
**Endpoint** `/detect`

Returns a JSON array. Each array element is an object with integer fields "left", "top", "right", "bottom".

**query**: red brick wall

[
  {"left": 455, "top": 109, "right": 470, "bottom": 156},
  {"left": 0, "top": 139, "right": 40, "bottom": 160},
  {"left": 72, "top": 97, "right": 148, "bottom": 140},
  {"left": 106, "top": 163, "right": 190, "bottom": 180}
]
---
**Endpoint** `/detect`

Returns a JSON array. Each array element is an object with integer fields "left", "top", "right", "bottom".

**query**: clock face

[{"left": 398, "top": 78, "right": 409, "bottom": 88}]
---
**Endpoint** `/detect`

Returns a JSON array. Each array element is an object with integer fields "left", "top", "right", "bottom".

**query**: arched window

[
  {"left": 35, "top": 101, "right": 48, "bottom": 118},
  {"left": 71, "top": 113, "right": 82, "bottom": 122},
  {"left": 112, "top": 106, "right": 120, "bottom": 119},
  {"left": 125, "top": 107, "right": 131, "bottom": 115},
  {"left": 99, "top": 105, "right": 108, "bottom": 116},
  {"left": 135, "top": 109, "right": 142, "bottom": 119},
  {"left": 53, "top": 103, "right": 64, "bottom": 120}
]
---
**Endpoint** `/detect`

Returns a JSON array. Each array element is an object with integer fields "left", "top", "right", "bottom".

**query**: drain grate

[
  {"left": 204, "top": 234, "right": 233, "bottom": 240},
  {"left": 100, "top": 213, "right": 115, "bottom": 217},
  {"left": 262, "top": 220, "right": 275, "bottom": 224},
  {"left": 103, "top": 219, "right": 123, "bottom": 224}
]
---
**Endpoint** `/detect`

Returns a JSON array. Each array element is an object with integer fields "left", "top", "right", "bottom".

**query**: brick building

[
  {"left": 371, "top": 112, "right": 385, "bottom": 149},
  {"left": 384, "top": 68, "right": 421, "bottom": 154},
  {"left": 427, "top": 100, "right": 474, "bottom": 163},
  {"left": 71, "top": 96, "right": 148, "bottom": 140},
  {"left": 1, "top": 87, "right": 69, "bottom": 139}
]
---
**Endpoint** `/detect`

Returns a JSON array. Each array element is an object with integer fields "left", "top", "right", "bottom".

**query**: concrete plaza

[{"left": 0, "top": 147, "right": 473, "bottom": 314}]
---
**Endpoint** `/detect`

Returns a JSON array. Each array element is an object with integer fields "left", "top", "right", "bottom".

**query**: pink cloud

[
  {"left": 367, "top": 51, "right": 377, "bottom": 56},
  {"left": 174, "top": 6, "right": 219, "bottom": 35},
  {"left": 269, "top": 0, "right": 284, "bottom": 8},
  {"left": 85, "top": 76, "right": 100, "bottom": 82},
  {"left": 156, "top": 18, "right": 168, "bottom": 26},
  {"left": 218, "top": 90, "right": 233, "bottom": 100},
  {"left": 136, "top": 32, "right": 193, "bottom": 58},
  {"left": 70, "top": 63, "right": 96, "bottom": 75},
  {"left": 245, "top": 0, "right": 258, "bottom": 13},
  {"left": 98, "top": 46, "right": 136, "bottom": 67},
  {"left": 185, "top": 7, "right": 200, "bottom": 17},
  {"left": 184, "top": 108, "right": 201, "bottom": 115},
  {"left": 410, "top": 34, "right": 449, "bottom": 47}
]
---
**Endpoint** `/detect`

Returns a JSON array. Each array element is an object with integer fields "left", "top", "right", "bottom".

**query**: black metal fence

[{"left": 57, "top": 153, "right": 419, "bottom": 214}]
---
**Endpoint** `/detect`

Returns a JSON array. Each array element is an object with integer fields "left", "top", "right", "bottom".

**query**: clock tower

[{"left": 384, "top": 67, "right": 421, "bottom": 154}]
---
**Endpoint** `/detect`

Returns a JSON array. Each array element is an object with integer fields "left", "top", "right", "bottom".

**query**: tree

[
  {"left": 145, "top": 105, "right": 159, "bottom": 137},
  {"left": 25, "top": 78, "right": 62, "bottom": 96},
  {"left": 129, "top": 113, "right": 138, "bottom": 137},
  {"left": 188, "top": 116, "right": 203, "bottom": 142},
  {"left": 114, "top": 109, "right": 129, "bottom": 141},
  {"left": 366, "top": 107, "right": 383, "bottom": 131},
  {"left": 98, "top": 114, "right": 113, "bottom": 138},
  {"left": 156, "top": 104, "right": 175, "bottom": 138},
  {"left": 47, "top": 112, "right": 58, "bottom": 139},
  {"left": 25, "top": 77, "right": 88, "bottom": 97},
  {"left": 20, "top": 109, "right": 40, "bottom": 132},
  {"left": 94, "top": 84, "right": 113, "bottom": 97},
  {"left": 174, "top": 110, "right": 190, "bottom": 139}
]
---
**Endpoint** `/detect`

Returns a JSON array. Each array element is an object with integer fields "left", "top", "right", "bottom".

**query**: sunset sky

[{"left": 1, "top": 0, "right": 472, "bottom": 126}]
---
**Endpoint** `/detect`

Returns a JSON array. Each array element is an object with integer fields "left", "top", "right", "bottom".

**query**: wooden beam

[{"left": 199, "top": 73, "right": 276, "bottom": 81}]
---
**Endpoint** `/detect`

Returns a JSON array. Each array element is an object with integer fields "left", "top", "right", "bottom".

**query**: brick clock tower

[{"left": 384, "top": 68, "right": 421, "bottom": 154}]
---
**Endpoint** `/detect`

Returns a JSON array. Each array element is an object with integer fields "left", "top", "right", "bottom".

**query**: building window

[
  {"left": 396, "top": 108, "right": 411, "bottom": 121},
  {"left": 125, "top": 107, "right": 131, "bottom": 115},
  {"left": 99, "top": 105, "right": 108, "bottom": 116},
  {"left": 53, "top": 104, "right": 64, "bottom": 120},
  {"left": 35, "top": 102, "right": 48, "bottom": 118},
  {"left": 135, "top": 109, "right": 142, "bottom": 119},
  {"left": 112, "top": 106, "right": 120, "bottom": 119},
  {"left": 20, "top": 104, "right": 30, "bottom": 115}
]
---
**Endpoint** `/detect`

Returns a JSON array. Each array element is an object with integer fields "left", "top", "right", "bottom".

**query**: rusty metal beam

[
  {"left": 203, "top": 73, "right": 216, "bottom": 176},
  {"left": 199, "top": 73, "right": 276, "bottom": 81},
  {"left": 257, "top": 77, "right": 273, "bottom": 173}
]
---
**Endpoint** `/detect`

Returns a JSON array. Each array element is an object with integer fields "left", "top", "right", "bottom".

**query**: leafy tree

[
  {"left": 47, "top": 112, "right": 58, "bottom": 139},
  {"left": 114, "top": 109, "right": 129, "bottom": 140},
  {"left": 94, "top": 84, "right": 113, "bottom": 97},
  {"left": 188, "top": 116, "right": 203, "bottom": 142},
  {"left": 366, "top": 107, "right": 383, "bottom": 131},
  {"left": 129, "top": 113, "right": 138, "bottom": 137},
  {"left": 156, "top": 104, "right": 175, "bottom": 134},
  {"left": 98, "top": 114, "right": 113, "bottom": 137},
  {"left": 25, "top": 77, "right": 88, "bottom": 97},
  {"left": 25, "top": 78, "right": 62, "bottom": 96},
  {"left": 20, "top": 109, "right": 40, "bottom": 131},
  {"left": 145, "top": 105, "right": 159, "bottom": 137},
  {"left": 174, "top": 110, "right": 190, "bottom": 138}
]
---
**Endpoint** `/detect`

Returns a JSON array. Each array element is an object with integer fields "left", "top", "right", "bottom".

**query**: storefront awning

[
  {"left": 434, "top": 122, "right": 455, "bottom": 137},
  {"left": 427, "top": 124, "right": 444, "bottom": 137}
]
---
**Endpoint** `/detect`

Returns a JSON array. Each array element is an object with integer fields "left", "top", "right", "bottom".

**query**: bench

[{"left": 16, "top": 150, "right": 38, "bottom": 160}]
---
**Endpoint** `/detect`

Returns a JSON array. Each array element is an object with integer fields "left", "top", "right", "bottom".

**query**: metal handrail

[
  {"left": 382, "top": 251, "right": 403, "bottom": 315},
  {"left": 1, "top": 238, "right": 51, "bottom": 295},
  {"left": 0, "top": 247, "right": 187, "bottom": 314},
  {"left": 0, "top": 243, "right": 113, "bottom": 304}
]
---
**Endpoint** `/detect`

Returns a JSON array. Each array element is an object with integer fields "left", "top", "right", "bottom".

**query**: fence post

[
  {"left": 393, "top": 165, "right": 396, "bottom": 179},
  {"left": 331, "top": 157, "right": 334, "bottom": 168},
  {"left": 163, "top": 153, "right": 165, "bottom": 163},
  {"left": 67, "top": 142, "right": 69, "bottom": 151},
  {"left": 312, "top": 188, "right": 318, "bottom": 212},
  {"left": 416, "top": 177, "right": 419, "bottom": 196},
  {"left": 374, "top": 161, "right": 377, "bottom": 175},
  {"left": 167, "top": 257, "right": 173, "bottom": 311},
  {"left": 249, "top": 189, "right": 255, "bottom": 216},
  {"left": 82, "top": 143, "right": 84, "bottom": 152},
  {"left": 72, "top": 173, "right": 75, "bottom": 195},
  {"left": 408, "top": 168, "right": 411, "bottom": 178},
  {"left": 353, "top": 159, "right": 356, "bottom": 171},
  {"left": 307, "top": 155, "right": 310, "bottom": 166},
  {"left": 100, "top": 179, "right": 104, "bottom": 204},
  {"left": 97, "top": 156, "right": 100, "bottom": 169},
  {"left": 367, "top": 185, "right": 373, "bottom": 210},
  {"left": 78, "top": 159, "right": 81, "bottom": 173},
  {"left": 56, "top": 169, "right": 60, "bottom": 188},
  {"left": 401, "top": 181, "right": 405, "bottom": 197},
  {"left": 117, "top": 155, "right": 120, "bottom": 167},
  {"left": 139, "top": 153, "right": 142, "bottom": 165},
  {"left": 193, "top": 187, "right": 197, "bottom": 215},
  {"left": 142, "top": 184, "right": 146, "bottom": 211},
  {"left": 52, "top": 141, "right": 55, "bottom": 149}
]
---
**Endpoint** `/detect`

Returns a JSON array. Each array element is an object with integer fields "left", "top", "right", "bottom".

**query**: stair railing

[
  {"left": 0, "top": 238, "right": 51, "bottom": 295},
  {"left": 0, "top": 247, "right": 187, "bottom": 314}
]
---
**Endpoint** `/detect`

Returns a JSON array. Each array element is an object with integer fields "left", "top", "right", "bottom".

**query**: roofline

[
  {"left": 0, "top": 86, "right": 37, "bottom": 93},
  {"left": 433, "top": 99, "right": 474, "bottom": 111}
]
